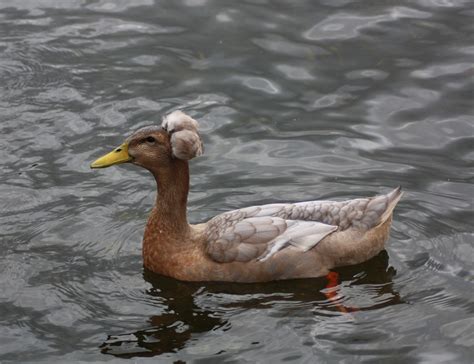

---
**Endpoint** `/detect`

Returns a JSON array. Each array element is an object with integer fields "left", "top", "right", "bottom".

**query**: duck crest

[{"left": 162, "top": 111, "right": 203, "bottom": 161}]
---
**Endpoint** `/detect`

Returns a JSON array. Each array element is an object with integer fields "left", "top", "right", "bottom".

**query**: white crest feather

[
  {"left": 161, "top": 110, "right": 203, "bottom": 160},
  {"left": 162, "top": 110, "right": 199, "bottom": 133}
]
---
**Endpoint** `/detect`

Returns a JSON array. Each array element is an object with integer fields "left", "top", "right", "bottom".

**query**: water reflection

[
  {"left": 100, "top": 274, "right": 224, "bottom": 357},
  {"left": 101, "top": 251, "right": 400, "bottom": 358}
]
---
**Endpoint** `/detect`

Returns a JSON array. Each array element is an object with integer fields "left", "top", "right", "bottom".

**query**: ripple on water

[
  {"left": 238, "top": 76, "right": 281, "bottom": 95},
  {"left": 275, "top": 64, "right": 315, "bottom": 81},
  {"left": 440, "top": 317, "right": 474, "bottom": 347},
  {"left": 86, "top": 0, "right": 154, "bottom": 13},
  {"left": 304, "top": 6, "right": 433, "bottom": 41},
  {"left": 0, "top": 55, "right": 69, "bottom": 93},
  {"left": 51, "top": 18, "right": 183, "bottom": 39},
  {"left": 345, "top": 69, "right": 389, "bottom": 81},
  {"left": 411, "top": 62, "right": 474, "bottom": 79},
  {"left": 252, "top": 35, "right": 332, "bottom": 57},
  {"left": 0, "top": 186, "right": 51, "bottom": 214}
]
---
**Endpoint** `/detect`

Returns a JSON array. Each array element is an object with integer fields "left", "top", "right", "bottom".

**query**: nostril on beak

[{"left": 116, "top": 148, "right": 122, "bottom": 152}]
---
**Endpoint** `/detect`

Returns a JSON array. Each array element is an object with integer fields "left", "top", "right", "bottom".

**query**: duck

[{"left": 91, "top": 111, "right": 402, "bottom": 283}]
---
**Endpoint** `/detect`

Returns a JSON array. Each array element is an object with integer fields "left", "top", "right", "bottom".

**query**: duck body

[
  {"left": 91, "top": 111, "right": 402, "bottom": 283},
  {"left": 144, "top": 201, "right": 398, "bottom": 283}
]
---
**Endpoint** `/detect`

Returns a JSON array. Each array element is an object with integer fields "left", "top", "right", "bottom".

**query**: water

[{"left": 0, "top": 0, "right": 473, "bottom": 362}]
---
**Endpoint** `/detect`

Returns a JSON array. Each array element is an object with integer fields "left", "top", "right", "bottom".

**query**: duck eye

[{"left": 145, "top": 136, "right": 156, "bottom": 144}]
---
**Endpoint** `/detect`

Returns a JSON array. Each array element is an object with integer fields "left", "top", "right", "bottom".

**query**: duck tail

[
  {"left": 377, "top": 186, "right": 403, "bottom": 226},
  {"left": 358, "top": 186, "right": 403, "bottom": 230},
  {"left": 352, "top": 187, "right": 403, "bottom": 230}
]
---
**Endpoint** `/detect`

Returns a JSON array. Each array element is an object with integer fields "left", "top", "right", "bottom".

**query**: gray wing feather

[{"left": 205, "top": 213, "right": 337, "bottom": 263}]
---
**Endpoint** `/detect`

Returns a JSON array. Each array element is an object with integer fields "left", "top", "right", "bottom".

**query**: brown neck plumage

[{"left": 149, "top": 158, "right": 190, "bottom": 235}]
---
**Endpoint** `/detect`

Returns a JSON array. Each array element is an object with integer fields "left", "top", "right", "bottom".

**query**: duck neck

[{"left": 150, "top": 159, "right": 190, "bottom": 234}]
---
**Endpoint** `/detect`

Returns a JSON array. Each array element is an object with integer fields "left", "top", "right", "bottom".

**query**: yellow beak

[{"left": 90, "top": 142, "right": 132, "bottom": 169}]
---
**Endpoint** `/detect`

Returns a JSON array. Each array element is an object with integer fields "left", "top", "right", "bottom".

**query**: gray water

[{"left": 1, "top": 0, "right": 473, "bottom": 363}]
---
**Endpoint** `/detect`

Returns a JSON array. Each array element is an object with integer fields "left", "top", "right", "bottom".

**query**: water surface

[{"left": 0, "top": 0, "right": 473, "bottom": 362}]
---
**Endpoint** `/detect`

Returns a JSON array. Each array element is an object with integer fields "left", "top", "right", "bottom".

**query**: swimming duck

[{"left": 91, "top": 111, "right": 402, "bottom": 283}]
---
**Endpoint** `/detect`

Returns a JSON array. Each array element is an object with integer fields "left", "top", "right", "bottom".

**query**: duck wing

[
  {"left": 204, "top": 187, "right": 402, "bottom": 263},
  {"left": 205, "top": 209, "right": 338, "bottom": 263}
]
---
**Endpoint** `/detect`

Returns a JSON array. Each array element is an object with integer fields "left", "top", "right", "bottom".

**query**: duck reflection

[{"left": 100, "top": 250, "right": 401, "bottom": 358}]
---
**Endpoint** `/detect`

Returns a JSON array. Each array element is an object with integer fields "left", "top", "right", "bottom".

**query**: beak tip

[{"left": 90, "top": 162, "right": 110, "bottom": 169}]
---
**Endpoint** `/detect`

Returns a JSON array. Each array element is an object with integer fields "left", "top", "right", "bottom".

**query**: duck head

[{"left": 90, "top": 111, "right": 203, "bottom": 172}]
